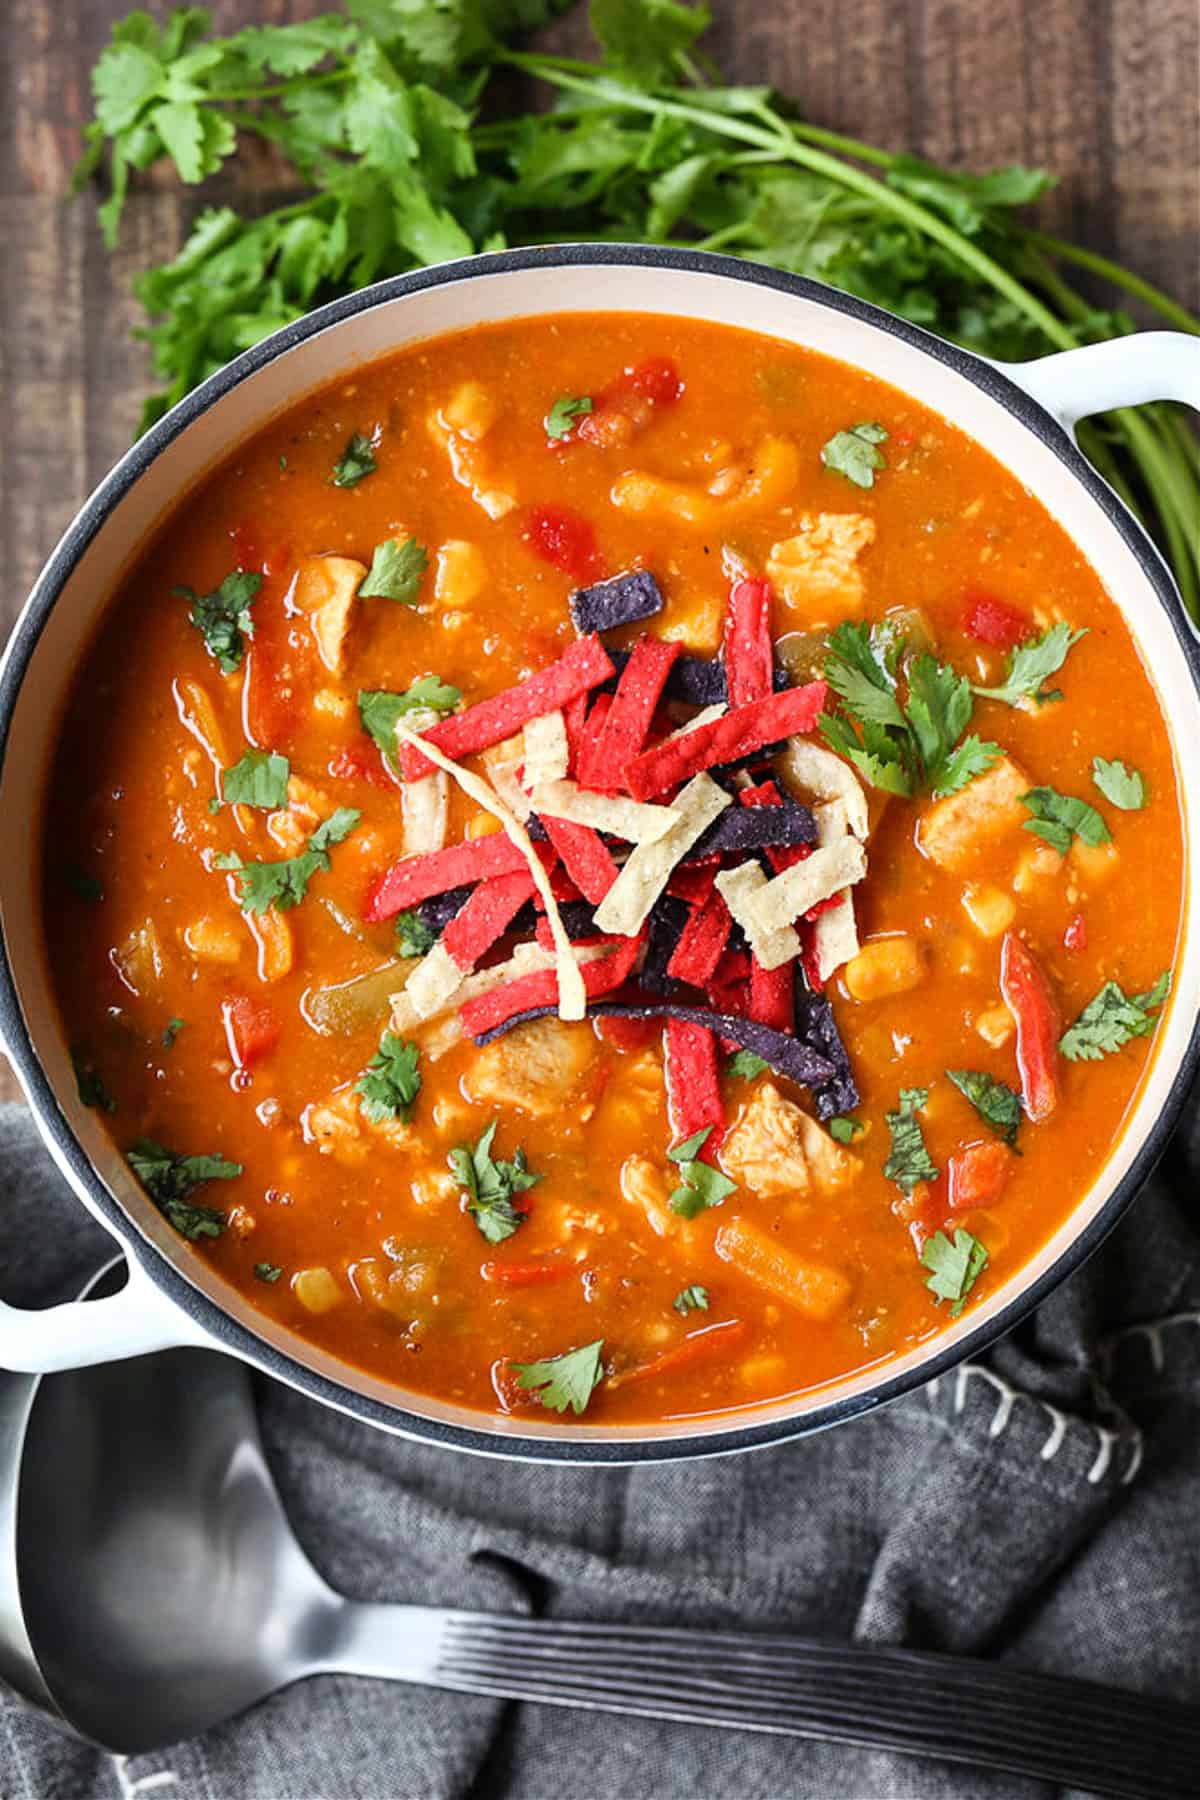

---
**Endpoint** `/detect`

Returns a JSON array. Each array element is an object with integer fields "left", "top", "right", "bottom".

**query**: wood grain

[{"left": 0, "top": 0, "right": 1196, "bottom": 1108}]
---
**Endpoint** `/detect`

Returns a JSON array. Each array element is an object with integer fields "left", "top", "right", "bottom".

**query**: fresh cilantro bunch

[
  {"left": 820, "top": 622, "right": 1001, "bottom": 799},
  {"left": 75, "top": 0, "right": 1200, "bottom": 614}
]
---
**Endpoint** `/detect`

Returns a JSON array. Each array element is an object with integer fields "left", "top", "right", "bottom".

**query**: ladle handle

[{"left": 0, "top": 1254, "right": 206, "bottom": 1372}]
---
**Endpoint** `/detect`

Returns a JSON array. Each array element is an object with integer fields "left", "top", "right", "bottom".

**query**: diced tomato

[
  {"left": 222, "top": 995, "right": 281, "bottom": 1069},
  {"left": 481, "top": 1259, "right": 569, "bottom": 1287},
  {"left": 947, "top": 1140, "right": 1016, "bottom": 1212},
  {"left": 576, "top": 390, "right": 652, "bottom": 451},
  {"left": 1064, "top": 913, "right": 1088, "bottom": 953},
  {"left": 327, "top": 746, "right": 399, "bottom": 791},
  {"left": 963, "top": 591, "right": 1033, "bottom": 650},
  {"left": 522, "top": 505, "right": 602, "bottom": 581},
  {"left": 628, "top": 357, "right": 684, "bottom": 407},
  {"left": 594, "top": 1015, "right": 660, "bottom": 1053},
  {"left": 999, "top": 931, "right": 1061, "bottom": 1122},
  {"left": 618, "top": 1318, "right": 750, "bottom": 1387}
]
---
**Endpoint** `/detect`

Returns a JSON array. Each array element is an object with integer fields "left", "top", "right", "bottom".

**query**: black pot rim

[{"left": 2, "top": 243, "right": 1197, "bottom": 1464}]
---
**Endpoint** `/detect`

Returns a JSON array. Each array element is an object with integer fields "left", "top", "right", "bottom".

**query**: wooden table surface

[{"left": 0, "top": 0, "right": 1197, "bottom": 1103}]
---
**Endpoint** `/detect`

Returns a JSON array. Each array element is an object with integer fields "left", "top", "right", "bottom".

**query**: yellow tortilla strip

[
  {"left": 811, "top": 798, "right": 860, "bottom": 981},
  {"left": 714, "top": 862, "right": 802, "bottom": 972},
  {"left": 742, "top": 837, "right": 868, "bottom": 940},
  {"left": 393, "top": 720, "right": 585, "bottom": 1021},
  {"left": 529, "top": 779, "right": 678, "bottom": 844},
  {"left": 400, "top": 942, "right": 463, "bottom": 1020},
  {"left": 400, "top": 707, "right": 450, "bottom": 854},
  {"left": 393, "top": 942, "right": 610, "bottom": 1048},
  {"left": 593, "top": 772, "right": 731, "bottom": 938},
  {"left": 521, "top": 711, "right": 570, "bottom": 787},
  {"left": 778, "top": 739, "right": 869, "bottom": 840}
]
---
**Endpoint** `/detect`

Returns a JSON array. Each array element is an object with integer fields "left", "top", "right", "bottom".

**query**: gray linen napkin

[{"left": 0, "top": 1098, "right": 1197, "bottom": 1800}]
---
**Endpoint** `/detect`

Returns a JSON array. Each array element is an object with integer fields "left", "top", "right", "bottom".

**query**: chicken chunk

[
  {"left": 721, "top": 1081, "right": 860, "bottom": 1199},
  {"left": 620, "top": 1155, "right": 682, "bottom": 1240},
  {"left": 795, "top": 1110, "right": 860, "bottom": 1194},
  {"left": 461, "top": 1017, "right": 595, "bottom": 1119},
  {"left": 294, "top": 555, "right": 367, "bottom": 675},
  {"left": 766, "top": 513, "right": 875, "bottom": 624},
  {"left": 304, "top": 1088, "right": 412, "bottom": 1165},
  {"left": 916, "top": 756, "right": 1028, "bottom": 872}
]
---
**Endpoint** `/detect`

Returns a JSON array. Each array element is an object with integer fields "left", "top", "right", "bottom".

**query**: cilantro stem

[{"left": 1021, "top": 230, "right": 1200, "bottom": 335}]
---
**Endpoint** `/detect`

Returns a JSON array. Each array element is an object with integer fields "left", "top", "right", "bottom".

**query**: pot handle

[
  {"left": 1000, "top": 331, "right": 1200, "bottom": 431},
  {"left": 0, "top": 1251, "right": 209, "bottom": 1373}
]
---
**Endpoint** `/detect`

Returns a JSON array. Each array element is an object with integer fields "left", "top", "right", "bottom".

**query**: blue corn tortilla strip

[
  {"left": 418, "top": 885, "right": 472, "bottom": 933},
  {"left": 606, "top": 649, "right": 790, "bottom": 705},
  {"left": 640, "top": 896, "right": 689, "bottom": 994},
  {"left": 474, "top": 997, "right": 838, "bottom": 1092},
  {"left": 569, "top": 569, "right": 664, "bottom": 636},
  {"left": 557, "top": 900, "right": 600, "bottom": 940},
  {"left": 795, "top": 988, "right": 860, "bottom": 1119},
  {"left": 525, "top": 814, "right": 549, "bottom": 842},
  {"left": 686, "top": 799, "right": 817, "bottom": 860}
]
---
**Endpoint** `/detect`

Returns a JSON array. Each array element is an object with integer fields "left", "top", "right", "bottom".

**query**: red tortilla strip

[
  {"left": 573, "top": 690, "right": 615, "bottom": 790},
  {"left": 538, "top": 814, "right": 620, "bottom": 904},
  {"left": 441, "top": 870, "right": 537, "bottom": 970},
  {"left": 667, "top": 857, "right": 720, "bottom": 904},
  {"left": 724, "top": 578, "right": 774, "bottom": 706},
  {"left": 667, "top": 887, "right": 731, "bottom": 987},
  {"left": 459, "top": 932, "right": 643, "bottom": 1038},
  {"left": 399, "top": 635, "right": 614, "bottom": 780},
  {"left": 748, "top": 956, "right": 793, "bottom": 1032},
  {"left": 583, "top": 636, "right": 681, "bottom": 789},
  {"left": 625, "top": 681, "right": 828, "bottom": 799},
  {"left": 364, "top": 833, "right": 533, "bottom": 921},
  {"left": 562, "top": 691, "right": 590, "bottom": 776},
  {"left": 665, "top": 1018, "right": 725, "bottom": 1151}
]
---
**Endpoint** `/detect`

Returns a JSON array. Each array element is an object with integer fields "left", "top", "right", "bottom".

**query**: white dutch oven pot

[{"left": 1, "top": 248, "right": 1199, "bottom": 1463}]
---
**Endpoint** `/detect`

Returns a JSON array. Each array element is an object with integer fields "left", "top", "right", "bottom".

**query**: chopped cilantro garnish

[
  {"left": 126, "top": 1138, "right": 241, "bottom": 1240},
  {"left": 162, "top": 1017, "right": 185, "bottom": 1049},
  {"left": 1020, "top": 786, "right": 1110, "bottom": 855},
  {"left": 216, "top": 807, "right": 360, "bottom": 914},
  {"left": 358, "top": 680, "right": 461, "bottom": 762},
  {"left": 946, "top": 1069, "right": 1022, "bottom": 1148},
  {"left": 828, "top": 1116, "right": 864, "bottom": 1145},
  {"left": 1059, "top": 971, "right": 1171, "bottom": 1062},
  {"left": 330, "top": 431, "right": 377, "bottom": 487},
  {"left": 176, "top": 568, "right": 262, "bottom": 675},
  {"left": 1092, "top": 756, "right": 1146, "bottom": 810},
  {"left": 921, "top": 1227, "right": 988, "bottom": 1317},
  {"left": 65, "top": 863, "right": 104, "bottom": 903},
  {"left": 355, "top": 1031, "right": 421, "bottom": 1124},
  {"left": 359, "top": 535, "right": 428, "bottom": 605},
  {"left": 973, "top": 622, "right": 1085, "bottom": 707},
  {"left": 667, "top": 1126, "right": 737, "bottom": 1218},
  {"left": 394, "top": 909, "right": 437, "bottom": 957},
  {"left": 220, "top": 748, "right": 290, "bottom": 811},
  {"left": 72, "top": 1050, "right": 115, "bottom": 1114},
  {"left": 883, "top": 1087, "right": 939, "bottom": 1195},
  {"left": 254, "top": 1262, "right": 283, "bottom": 1284},
  {"left": 511, "top": 1340, "right": 604, "bottom": 1416},
  {"left": 673, "top": 1284, "right": 709, "bottom": 1316},
  {"left": 545, "top": 393, "right": 594, "bottom": 440},
  {"left": 820, "top": 622, "right": 1001, "bottom": 799},
  {"left": 450, "top": 1119, "right": 540, "bottom": 1244},
  {"left": 821, "top": 421, "right": 888, "bottom": 489},
  {"left": 725, "top": 1050, "right": 769, "bottom": 1081}
]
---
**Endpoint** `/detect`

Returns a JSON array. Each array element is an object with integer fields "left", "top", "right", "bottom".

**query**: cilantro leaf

[
  {"left": 883, "top": 1087, "right": 938, "bottom": 1195},
  {"left": 1059, "top": 971, "right": 1171, "bottom": 1062},
  {"left": 65, "top": 863, "right": 104, "bottom": 903},
  {"left": 545, "top": 393, "right": 594, "bottom": 439},
  {"left": 725, "top": 1049, "right": 768, "bottom": 1080},
  {"left": 162, "top": 1017, "right": 185, "bottom": 1049},
  {"left": 395, "top": 909, "right": 437, "bottom": 956},
  {"left": 828, "top": 1116, "right": 863, "bottom": 1144},
  {"left": 590, "top": 0, "right": 710, "bottom": 86},
  {"left": 1092, "top": 756, "right": 1146, "bottom": 810},
  {"left": 821, "top": 421, "right": 888, "bottom": 489},
  {"left": 126, "top": 1138, "right": 241, "bottom": 1239},
  {"left": 667, "top": 1125, "right": 737, "bottom": 1218},
  {"left": 358, "top": 680, "right": 461, "bottom": 761},
  {"left": 331, "top": 431, "right": 378, "bottom": 487},
  {"left": 355, "top": 1031, "right": 421, "bottom": 1124},
  {"left": 673, "top": 1283, "right": 710, "bottom": 1315},
  {"left": 973, "top": 623, "right": 1086, "bottom": 706},
  {"left": 906, "top": 656, "right": 1002, "bottom": 796},
  {"left": 359, "top": 535, "right": 428, "bottom": 604},
  {"left": 216, "top": 806, "right": 360, "bottom": 914},
  {"left": 177, "top": 569, "right": 262, "bottom": 675},
  {"left": 72, "top": 1049, "right": 116, "bottom": 1114},
  {"left": 221, "top": 748, "right": 290, "bottom": 810},
  {"left": 921, "top": 1227, "right": 988, "bottom": 1317},
  {"left": 946, "top": 1069, "right": 1022, "bottom": 1148},
  {"left": 931, "top": 733, "right": 1004, "bottom": 798},
  {"left": 1021, "top": 786, "right": 1111, "bottom": 855},
  {"left": 254, "top": 1262, "right": 283, "bottom": 1283},
  {"left": 823, "top": 621, "right": 906, "bottom": 730},
  {"left": 450, "top": 1119, "right": 541, "bottom": 1243},
  {"left": 511, "top": 1339, "right": 605, "bottom": 1415}
]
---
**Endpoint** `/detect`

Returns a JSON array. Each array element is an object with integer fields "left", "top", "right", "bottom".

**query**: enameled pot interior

[{"left": 2, "top": 253, "right": 1198, "bottom": 1451}]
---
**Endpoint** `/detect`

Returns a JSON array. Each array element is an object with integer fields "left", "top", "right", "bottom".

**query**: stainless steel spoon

[{"left": 1, "top": 1257, "right": 1197, "bottom": 1800}]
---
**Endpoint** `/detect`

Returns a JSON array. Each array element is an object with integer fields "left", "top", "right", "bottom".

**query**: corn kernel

[
  {"left": 975, "top": 1004, "right": 1014, "bottom": 1048},
  {"left": 292, "top": 1266, "right": 342, "bottom": 1313},
  {"left": 435, "top": 539, "right": 488, "bottom": 611},
  {"left": 961, "top": 883, "right": 1016, "bottom": 940},
  {"left": 466, "top": 812, "right": 502, "bottom": 839},
  {"left": 844, "top": 936, "right": 924, "bottom": 1003},
  {"left": 658, "top": 593, "right": 725, "bottom": 655},
  {"left": 1013, "top": 841, "right": 1064, "bottom": 894}
]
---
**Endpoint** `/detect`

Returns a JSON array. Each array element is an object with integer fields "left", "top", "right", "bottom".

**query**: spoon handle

[{"left": 330, "top": 1605, "right": 1196, "bottom": 1800}]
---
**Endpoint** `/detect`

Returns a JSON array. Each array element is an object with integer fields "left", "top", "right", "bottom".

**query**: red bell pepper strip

[
  {"left": 748, "top": 957, "right": 794, "bottom": 1033},
  {"left": 363, "top": 833, "right": 533, "bottom": 922},
  {"left": 222, "top": 995, "right": 281, "bottom": 1069},
  {"left": 617, "top": 1318, "right": 750, "bottom": 1387},
  {"left": 626, "top": 681, "right": 828, "bottom": 800},
  {"left": 963, "top": 590, "right": 1033, "bottom": 650},
  {"left": 724, "top": 578, "right": 774, "bottom": 706},
  {"left": 582, "top": 636, "right": 682, "bottom": 789},
  {"left": 461, "top": 933, "right": 644, "bottom": 1039},
  {"left": 481, "top": 1259, "right": 570, "bottom": 1287},
  {"left": 327, "top": 745, "right": 400, "bottom": 791},
  {"left": 442, "top": 870, "right": 538, "bottom": 971},
  {"left": 999, "top": 930, "right": 1061, "bottom": 1122},
  {"left": 399, "top": 635, "right": 614, "bottom": 780},
  {"left": 667, "top": 887, "right": 731, "bottom": 987},
  {"left": 665, "top": 1017, "right": 724, "bottom": 1150},
  {"left": 947, "top": 1140, "right": 1016, "bottom": 1212},
  {"left": 537, "top": 814, "right": 619, "bottom": 904}
]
